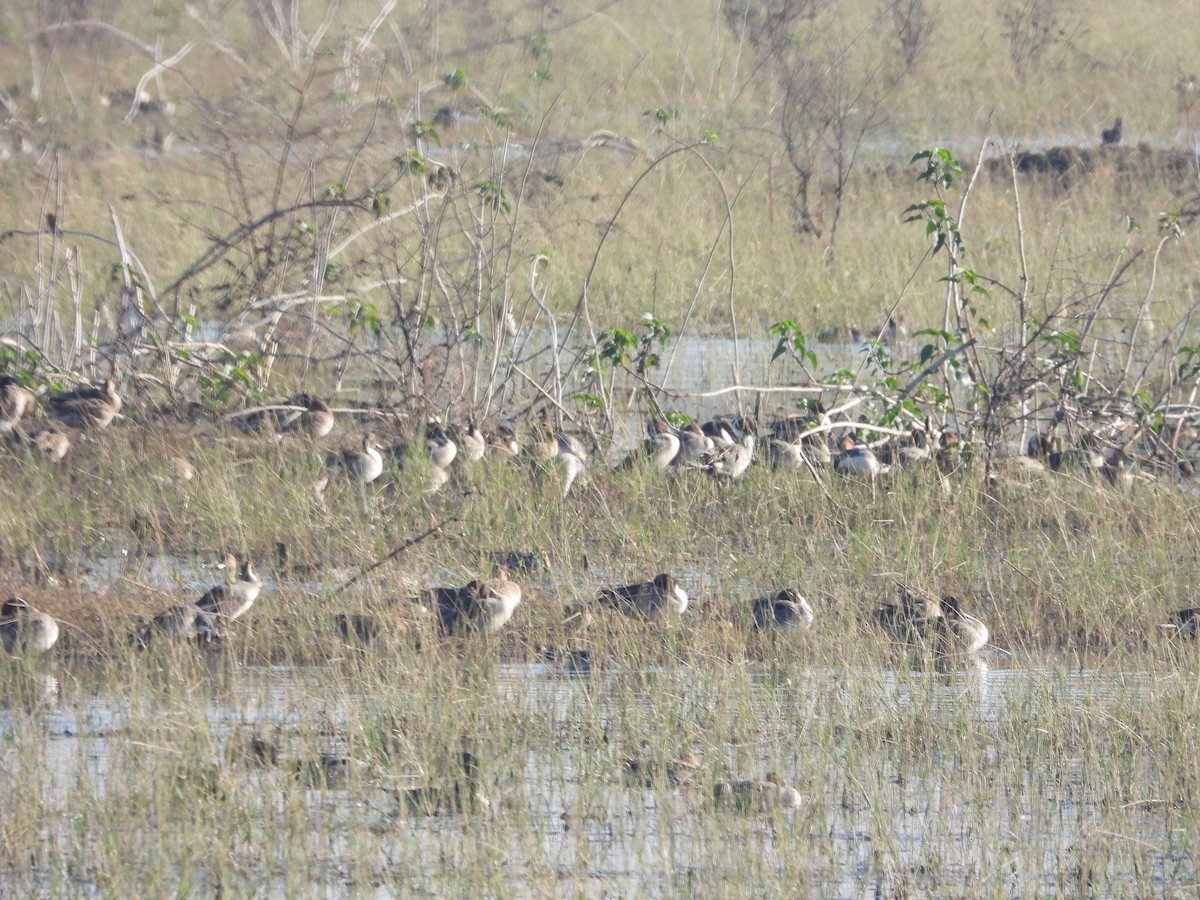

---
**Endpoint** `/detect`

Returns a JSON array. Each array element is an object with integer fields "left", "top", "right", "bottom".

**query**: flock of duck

[{"left": 2, "top": 375, "right": 1199, "bottom": 666}]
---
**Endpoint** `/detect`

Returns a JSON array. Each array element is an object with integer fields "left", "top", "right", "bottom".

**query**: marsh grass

[{"left": 2, "top": 2, "right": 1200, "bottom": 885}]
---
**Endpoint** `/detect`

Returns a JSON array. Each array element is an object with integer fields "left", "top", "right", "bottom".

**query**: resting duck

[
  {"left": 1, "top": 597, "right": 60, "bottom": 654},
  {"left": 48, "top": 378, "right": 122, "bottom": 429},
  {"left": 752, "top": 589, "right": 814, "bottom": 632},
  {"left": 0, "top": 375, "right": 36, "bottom": 434},
  {"left": 326, "top": 433, "right": 385, "bottom": 485},
  {"left": 599, "top": 573, "right": 688, "bottom": 621},
  {"left": 431, "top": 567, "right": 522, "bottom": 635}
]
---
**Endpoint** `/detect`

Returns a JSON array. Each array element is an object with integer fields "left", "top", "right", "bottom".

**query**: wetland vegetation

[{"left": 1, "top": 0, "right": 1200, "bottom": 894}]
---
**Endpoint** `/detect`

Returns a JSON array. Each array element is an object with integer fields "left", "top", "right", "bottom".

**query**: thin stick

[{"left": 331, "top": 515, "right": 458, "bottom": 596}]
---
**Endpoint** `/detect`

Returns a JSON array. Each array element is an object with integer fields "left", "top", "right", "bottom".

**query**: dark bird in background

[{"left": 1100, "top": 117, "right": 1122, "bottom": 146}]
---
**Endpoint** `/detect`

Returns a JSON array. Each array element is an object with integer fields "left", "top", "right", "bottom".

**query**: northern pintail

[
  {"left": 834, "top": 433, "right": 886, "bottom": 479},
  {"left": 452, "top": 419, "right": 486, "bottom": 463},
  {"left": 0, "top": 375, "right": 35, "bottom": 434},
  {"left": 673, "top": 423, "right": 714, "bottom": 467},
  {"left": 48, "top": 378, "right": 122, "bottom": 429},
  {"left": 617, "top": 419, "right": 681, "bottom": 471},
  {"left": 326, "top": 433, "right": 385, "bottom": 484},
  {"left": 701, "top": 416, "right": 738, "bottom": 449},
  {"left": 196, "top": 556, "right": 262, "bottom": 622},
  {"left": 12, "top": 426, "right": 70, "bottom": 461},
  {"left": 703, "top": 416, "right": 757, "bottom": 480},
  {"left": 399, "top": 750, "right": 488, "bottom": 816},
  {"left": 598, "top": 573, "right": 688, "bottom": 621},
  {"left": 624, "top": 751, "right": 701, "bottom": 787},
  {"left": 286, "top": 394, "right": 335, "bottom": 438},
  {"left": 1161, "top": 608, "right": 1200, "bottom": 638},
  {"left": 137, "top": 603, "right": 222, "bottom": 646},
  {"left": 875, "top": 582, "right": 942, "bottom": 643},
  {"left": 528, "top": 421, "right": 585, "bottom": 496},
  {"left": 431, "top": 567, "right": 521, "bottom": 635},
  {"left": 752, "top": 589, "right": 814, "bottom": 631},
  {"left": 935, "top": 594, "right": 990, "bottom": 655},
  {"left": 427, "top": 420, "right": 458, "bottom": 470},
  {"left": 1, "top": 597, "right": 60, "bottom": 654},
  {"left": 713, "top": 773, "right": 802, "bottom": 810}
]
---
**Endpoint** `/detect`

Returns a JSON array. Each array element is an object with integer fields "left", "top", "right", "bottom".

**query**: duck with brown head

[
  {"left": 48, "top": 378, "right": 122, "bottom": 430},
  {"left": 1, "top": 597, "right": 59, "bottom": 654},
  {"left": 598, "top": 573, "right": 688, "bottom": 622},
  {"left": 196, "top": 555, "right": 262, "bottom": 623}
]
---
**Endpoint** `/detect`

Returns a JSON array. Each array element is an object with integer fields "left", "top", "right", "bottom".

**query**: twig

[{"left": 331, "top": 515, "right": 458, "bottom": 596}]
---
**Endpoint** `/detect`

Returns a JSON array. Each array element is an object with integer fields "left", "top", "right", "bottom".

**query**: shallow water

[{"left": 1, "top": 658, "right": 1193, "bottom": 897}]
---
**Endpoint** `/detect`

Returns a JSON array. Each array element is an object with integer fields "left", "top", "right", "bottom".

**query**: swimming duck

[
  {"left": 752, "top": 589, "right": 814, "bottom": 631},
  {"left": 48, "top": 378, "right": 122, "bottom": 429},
  {"left": 1, "top": 597, "right": 60, "bottom": 654},
  {"left": 935, "top": 594, "right": 989, "bottom": 655},
  {"left": 136, "top": 603, "right": 222, "bottom": 646},
  {"left": 834, "top": 433, "right": 885, "bottom": 479},
  {"left": 196, "top": 555, "right": 262, "bottom": 622},
  {"left": 431, "top": 567, "right": 521, "bottom": 635},
  {"left": 598, "top": 573, "right": 688, "bottom": 621},
  {"left": 713, "top": 773, "right": 802, "bottom": 811},
  {"left": 326, "top": 433, "right": 385, "bottom": 485},
  {"left": 0, "top": 375, "right": 36, "bottom": 434}
]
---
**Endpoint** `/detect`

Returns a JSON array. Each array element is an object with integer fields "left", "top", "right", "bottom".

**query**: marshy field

[{"left": 2, "top": 0, "right": 1200, "bottom": 895}]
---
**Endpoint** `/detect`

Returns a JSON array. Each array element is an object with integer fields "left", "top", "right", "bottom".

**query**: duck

[
  {"left": 528, "top": 421, "right": 584, "bottom": 496},
  {"left": 325, "top": 433, "right": 385, "bottom": 485},
  {"left": 713, "top": 773, "right": 802, "bottom": 811},
  {"left": 672, "top": 423, "right": 714, "bottom": 467},
  {"left": 598, "top": 573, "right": 688, "bottom": 621},
  {"left": 285, "top": 394, "right": 335, "bottom": 438},
  {"left": 703, "top": 416, "right": 757, "bottom": 480},
  {"left": 47, "top": 378, "right": 122, "bottom": 429},
  {"left": 430, "top": 567, "right": 521, "bottom": 635},
  {"left": 701, "top": 416, "right": 738, "bottom": 449},
  {"left": 623, "top": 751, "right": 701, "bottom": 787},
  {"left": 834, "top": 433, "right": 885, "bottom": 479},
  {"left": 752, "top": 589, "right": 814, "bottom": 632},
  {"left": 935, "top": 594, "right": 989, "bottom": 655},
  {"left": 427, "top": 420, "right": 458, "bottom": 470},
  {"left": 452, "top": 419, "right": 486, "bottom": 463},
  {"left": 196, "top": 555, "right": 262, "bottom": 622},
  {"left": 398, "top": 750, "right": 488, "bottom": 816},
  {"left": 484, "top": 422, "right": 521, "bottom": 457},
  {"left": 1100, "top": 116, "right": 1123, "bottom": 145},
  {"left": 136, "top": 603, "right": 222, "bottom": 647},
  {"left": 1161, "top": 608, "right": 1200, "bottom": 638},
  {"left": 617, "top": 419, "right": 680, "bottom": 471},
  {"left": 875, "top": 582, "right": 942, "bottom": 644},
  {"left": 0, "top": 375, "right": 36, "bottom": 434},
  {"left": 11, "top": 426, "right": 70, "bottom": 461},
  {"left": 884, "top": 427, "right": 932, "bottom": 468},
  {"left": 1, "top": 597, "right": 60, "bottom": 654}
]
